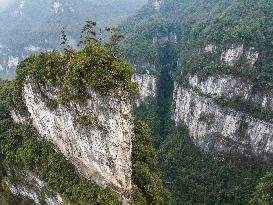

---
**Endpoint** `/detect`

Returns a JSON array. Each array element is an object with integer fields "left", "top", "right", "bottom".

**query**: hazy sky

[
  {"left": 0, "top": 0, "right": 16, "bottom": 10},
  {"left": 0, "top": 0, "right": 148, "bottom": 10}
]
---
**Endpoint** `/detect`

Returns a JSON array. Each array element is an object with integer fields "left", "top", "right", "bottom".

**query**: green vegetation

[
  {"left": 131, "top": 120, "right": 171, "bottom": 205},
  {"left": 0, "top": 189, "right": 35, "bottom": 205},
  {"left": 45, "top": 99, "right": 58, "bottom": 109},
  {"left": 123, "top": 0, "right": 273, "bottom": 89},
  {"left": 0, "top": 0, "right": 147, "bottom": 79},
  {"left": 0, "top": 79, "right": 27, "bottom": 113},
  {"left": 136, "top": 100, "right": 272, "bottom": 205},
  {"left": 251, "top": 172, "right": 273, "bottom": 205},
  {"left": 159, "top": 125, "right": 270, "bottom": 205},
  {"left": 122, "top": 18, "right": 176, "bottom": 65},
  {"left": 0, "top": 69, "right": 168, "bottom": 204},
  {"left": 183, "top": 0, "right": 273, "bottom": 89},
  {"left": 17, "top": 21, "right": 138, "bottom": 108},
  {"left": 132, "top": 22, "right": 273, "bottom": 203},
  {"left": 75, "top": 115, "right": 95, "bottom": 126}
]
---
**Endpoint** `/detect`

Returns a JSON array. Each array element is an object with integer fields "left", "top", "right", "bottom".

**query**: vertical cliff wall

[
  {"left": 22, "top": 81, "right": 133, "bottom": 201},
  {"left": 173, "top": 82, "right": 273, "bottom": 161},
  {"left": 133, "top": 72, "right": 158, "bottom": 106}
]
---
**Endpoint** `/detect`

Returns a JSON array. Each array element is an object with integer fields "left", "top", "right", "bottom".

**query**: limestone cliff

[
  {"left": 170, "top": 41, "right": 273, "bottom": 161},
  {"left": 133, "top": 72, "right": 157, "bottom": 106},
  {"left": 19, "top": 80, "right": 133, "bottom": 202},
  {"left": 173, "top": 81, "right": 273, "bottom": 162},
  {"left": 189, "top": 75, "right": 273, "bottom": 114}
]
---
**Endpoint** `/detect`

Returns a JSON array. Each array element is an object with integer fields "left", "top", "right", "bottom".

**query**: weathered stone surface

[
  {"left": 189, "top": 75, "right": 252, "bottom": 99},
  {"left": 173, "top": 82, "right": 273, "bottom": 161},
  {"left": 221, "top": 44, "right": 244, "bottom": 66},
  {"left": 133, "top": 72, "right": 158, "bottom": 106},
  {"left": 150, "top": 0, "right": 161, "bottom": 10},
  {"left": 246, "top": 47, "right": 259, "bottom": 65},
  {"left": 189, "top": 75, "right": 273, "bottom": 113},
  {"left": 220, "top": 44, "right": 259, "bottom": 66},
  {"left": 22, "top": 81, "right": 133, "bottom": 201},
  {"left": 204, "top": 44, "right": 217, "bottom": 53},
  {"left": 8, "top": 172, "right": 64, "bottom": 205}
]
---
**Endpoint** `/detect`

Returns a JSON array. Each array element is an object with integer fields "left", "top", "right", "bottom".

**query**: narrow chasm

[{"left": 155, "top": 43, "right": 177, "bottom": 147}]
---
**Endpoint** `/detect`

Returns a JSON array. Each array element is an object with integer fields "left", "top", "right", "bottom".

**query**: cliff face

[
  {"left": 8, "top": 171, "right": 64, "bottom": 205},
  {"left": 173, "top": 81, "right": 273, "bottom": 161},
  {"left": 21, "top": 80, "right": 133, "bottom": 200},
  {"left": 170, "top": 40, "right": 273, "bottom": 161},
  {"left": 133, "top": 72, "right": 157, "bottom": 106},
  {"left": 189, "top": 74, "right": 273, "bottom": 113}
]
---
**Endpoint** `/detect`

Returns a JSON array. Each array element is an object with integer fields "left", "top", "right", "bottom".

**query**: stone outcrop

[
  {"left": 173, "top": 82, "right": 273, "bottom": 162},
  {"left": 221, "top": 44, "right": 244, "bottom": 66},
  {"left": 21, "top": 80, "right": 133, "bottom": 202},
  {"left": 149, "top": 0, "right": 162, "bottom": 10},
  {"left": 133, "top": 72, "right": 158, "bottom": 106},
  {"left": 219, "top": 44, "right": 259, "bottom": 66},
  {"left": 8, "top": 172, "right": 64, "bottom": 205},
  {"left": 189, "top": 75, "right": 273, "bottom": 113},
  {"left": 153, "top": 32, "right": 178, "bottom": 46}
]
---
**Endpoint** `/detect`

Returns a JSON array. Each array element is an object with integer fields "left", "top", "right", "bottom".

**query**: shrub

[
  {"left": 16, "top": 21, "right": 139, "bottom": 108},
  {"left": 251, "top": 172, "right": 273, "bottom": 205}
]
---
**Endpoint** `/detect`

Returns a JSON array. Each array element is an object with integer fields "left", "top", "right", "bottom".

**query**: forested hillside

[
  {"left": 122, "top": 0, "right": 273, "bottom": 204},
  {"left": 1, "top": 0, "right": 273, "bottom": 204}
]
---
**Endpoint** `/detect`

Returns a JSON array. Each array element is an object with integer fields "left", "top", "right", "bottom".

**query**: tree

[
  {"left": 78, "top": 20, "right": 98, "bottom": 46},
  {"left": 251, "top": 172, "right": 273, "bottom": 205}
]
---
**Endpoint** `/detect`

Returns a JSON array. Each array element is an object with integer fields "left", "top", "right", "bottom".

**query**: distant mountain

[{"left": 0, "top": 0, "right": 147, "bottom": 78}]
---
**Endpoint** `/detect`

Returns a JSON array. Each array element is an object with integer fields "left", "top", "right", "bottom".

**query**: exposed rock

[
  {"left": 7, "top": 56, "right": 19, "bottom": 69},
  {"left": 22, "top": 80, "right": 133, "bottom": 202},
  {"left": 246, "top": 47, "right": 259, "bottom": 65},
  {"left": 133, "top": 72, "right": 158, "bottom": 106},
  {"left": 10, "top": 185, "right": 40, "bottom": 204},
  {"left": 8, "top": 172, "right": 64, "bottom": 205},
  {"left": 24, "top": 45, "right": 41, "bottom": 52},
  {"left": 172, "top": 82, "right": 273, "bottom": 161},
  {"left": 220, "top": 45, "right": 259, "bottom": 66},
  {"left": 51, "top": 1, "right": 64, "bottom": 14},
  {"left": 221, "top": 44, "right": 244, "bottom": 66},
  {"left": 189, "top": 75, "right": 252, "bottom": 99},
  {"left": 10, "top": 110, "right": 31, "bottom": 124},
  {"left": 189, "top": 75, "right": 273, "bottom": 112},
  {"left": 153, "top": 32, "right": 178, "bottom": 46},
  {"left": 204, "top": 44, "right": 217, "bottom": 53},
  {"left": 152, "top": 0, "right": 161, "bottom": 10}
]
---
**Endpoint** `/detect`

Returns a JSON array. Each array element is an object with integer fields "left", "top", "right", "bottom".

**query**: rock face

[
  {"left": 153, "top": 32, "right": 178, "bottom": 46},
  {"left": 22, "top": 81, "right": 133, "bottom": 201},
  {"left": 221, "top": 44, "right": 244, "bottom": 66},
  {"left": 8, "top": 172, "right": 64, "bottom": 205},
  {"left": 219, "top": 44, "right": 259, "bottom": 66},
  {"left": 133, "top": 72, "right": 158, "bottom": 106},
  {"left": 149, "top": 0, "right": 162, "bottom": 10},
  {"left": 173, "top": 82, "right": 273, "bottom": 162},
  {"left": 189, "top": 75, "right": 273, "bottom": 113}
]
